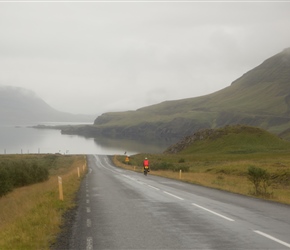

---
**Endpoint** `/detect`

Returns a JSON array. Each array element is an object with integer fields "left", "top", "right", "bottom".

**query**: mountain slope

[
  {"left": 0, "top": 86, "right": 94, "bottom": 124},
  {"left": 62, "top": 48, "right": 290, "bottom": 141},
  {"left": 130, "top": 47, "right": 290, "bottom": 124}
]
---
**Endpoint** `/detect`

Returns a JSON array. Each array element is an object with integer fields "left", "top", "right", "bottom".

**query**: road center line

[
  {"left": 163, "top": 191, "right": 184, "bottom": 200},
  {"left": 192, "top": 203, "right": 235, "bottom": 222},
  {"left": 254, "top": 230, "right": 290, "bottom": 248},
  {"left": 87, "top": 218, "right": 91, "bottom": 227},
  {"left": 86, "top": 237, "right": 93, "bottom": 250}
]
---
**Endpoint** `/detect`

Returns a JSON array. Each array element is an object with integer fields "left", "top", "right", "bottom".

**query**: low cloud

[{"left": 0, "top": 2, "right": 290, "bottom": 114}]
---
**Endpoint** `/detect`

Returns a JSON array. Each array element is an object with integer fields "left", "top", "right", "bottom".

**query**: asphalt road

[{"left": 66, "top": 155, "right": 290, "bottom": 250}]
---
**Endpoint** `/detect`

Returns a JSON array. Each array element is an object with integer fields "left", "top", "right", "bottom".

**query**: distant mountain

[
  {"left": 0, "top": 86, "right": 95, "bottom": 125},
  {"left": 61, "top": 48, "right": 290, "bottom": 141}
]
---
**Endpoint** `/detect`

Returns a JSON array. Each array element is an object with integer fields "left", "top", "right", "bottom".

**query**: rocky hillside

[
  {"left": 164, "top": 127, "right": 229, "bottom": 154},
  {"left": 164, "top": 125, "right": 290, "bottom": 154}
]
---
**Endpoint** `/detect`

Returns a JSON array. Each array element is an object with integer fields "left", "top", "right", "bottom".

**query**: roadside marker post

[
  {"left": 125, "top": 156, "right": 130, "bottom": 164},
  {"left": 179, "top": 169, "right": 182, "bottom": 179},
  {"left": 58, "top": 176, "right": 64, "bottom": 201},
  {"left": 78, "top": 167, "right": 80, "bottom": 178}
]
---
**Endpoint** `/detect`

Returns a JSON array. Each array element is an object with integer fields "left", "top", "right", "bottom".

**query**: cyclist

[{"left": 143, "top": 157, "right": 150, "bottom": 172}]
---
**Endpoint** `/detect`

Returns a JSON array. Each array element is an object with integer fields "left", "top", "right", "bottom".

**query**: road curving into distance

[{"left": 64, "top": 155, "right": 290, "bottom": 250}]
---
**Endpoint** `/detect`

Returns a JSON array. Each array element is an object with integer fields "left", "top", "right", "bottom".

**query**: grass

[
  {"left": 0, "top": 154, "right": 86, "bottom": 250},
  {"left": 113, "top": 150, "right": 290, "bottom": 205}
]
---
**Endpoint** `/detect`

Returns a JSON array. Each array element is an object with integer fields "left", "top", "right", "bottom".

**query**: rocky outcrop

[{"left": 163, "top": 125, "right": 263, "bottom": 154}]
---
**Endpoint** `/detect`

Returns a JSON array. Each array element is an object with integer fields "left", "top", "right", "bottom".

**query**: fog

[{"left": 1, "top": 1, "right": 290, "bottom": 115}]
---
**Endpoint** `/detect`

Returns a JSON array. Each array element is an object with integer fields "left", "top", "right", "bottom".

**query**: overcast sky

[{"left": 1, "top": 1, "right": 290, "bottom": 115}]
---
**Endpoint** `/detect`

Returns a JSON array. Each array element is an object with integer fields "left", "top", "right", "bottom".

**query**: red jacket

[{"left": 143, "top": 159, "right": 149, "bottom": 167}]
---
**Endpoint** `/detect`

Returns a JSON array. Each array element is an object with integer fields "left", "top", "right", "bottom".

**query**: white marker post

[
  {"left": 58, "top": 176, "right": 63, "bottom": 201},
  {"left": 78, "top": 167, "right": 80, "bottom": 178},
  {"left": 179, "top": 169, "right": 182, "bottom": 179}
]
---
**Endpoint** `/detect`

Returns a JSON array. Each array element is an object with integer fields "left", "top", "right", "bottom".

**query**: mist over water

[{"left": 0, "top": 123, "right": 169, "bottom": 155}]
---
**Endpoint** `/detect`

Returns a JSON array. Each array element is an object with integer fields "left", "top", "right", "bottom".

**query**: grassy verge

[
  {"left": 113, "top": 152, "right": 290, "bottom": 205},
  {"left": 0, "top": 154, "right": 87, "bottom": 250}
]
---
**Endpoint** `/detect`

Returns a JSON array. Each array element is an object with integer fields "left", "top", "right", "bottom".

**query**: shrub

[
  {"left": 0, "top": 166, "right": 13, "bottom": 197},
  {"left": 178, "top": 158, "right": 185, "bottom": 163},
  {"left": 177, "top": 165, "right": 190, "bottom": 172},
  {"left": 151, "top": 162, "right": 189, "bottom": 172},
  {"left": 0, "top": 160, "right": 49, "bottom": 197},
  {"left": 247, "top": 166, "right": 271, "bottom": 196},
  {"left": 151, "top": 162, "right": 173, "bottom": 171}
]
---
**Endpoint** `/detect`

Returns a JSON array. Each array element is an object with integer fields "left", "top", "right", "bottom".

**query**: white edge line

[
  {"left": 254, "top": 230, "right": 290, "bottom": 248},
  {"left": 148, "top": 185, "right": 160, "bottom": 191},
  {"left": 163, "top": 191, "right": 184, "bottom": 200},
  {"left": 192, "top": 203, "right": 235, "bottom": 222}
]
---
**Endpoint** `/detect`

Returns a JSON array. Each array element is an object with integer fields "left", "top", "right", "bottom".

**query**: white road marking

[
  {"left": 163, "top": 191, "right": 184, "bottom": 200},
  {"left": 86, "top": 199, "right": 90, "bottom": 204},
  {"left": 87, "top": 219, "right": 92, "bottom": 227},
  {"left": 122, "top": 174, "right": 136, "bottom": 181},
  {"left": 94, "top": 155, "right": 120, "bottom": 174},
  {"left": 254, "top": 230, "right": 290, "bottom": 248},
  {"left": 192, "top": 203, "right": 235, "bottom": 222},
  {"left": 92, "top": 154, "right": 290, "bottom": 249},
  {"left": 148, "top": 185, "right": 160, "bottom": 191},
  {"left": 86, "top": 237, "right": 93, "bottom": 250}
]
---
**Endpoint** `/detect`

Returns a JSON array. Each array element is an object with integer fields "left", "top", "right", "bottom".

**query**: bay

[{"left": 0, "top": 123, "right": 169, "bottom": 156}]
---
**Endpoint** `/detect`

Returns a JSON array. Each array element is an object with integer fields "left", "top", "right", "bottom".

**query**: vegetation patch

[
  {"left": 0, "top": 154, "right": 86, "bottom": 250},
  {"left": 150, "top": 161, "right": 189, "bottom": 172},
  {"left": 247, "top": 166, "right": 272, "bottom": 197},
  {"left": 114, "top": 125, "right": 290, "bottom": 205},
  {"left": 0, "top": 160, "right": 49, "bottom": 197}
]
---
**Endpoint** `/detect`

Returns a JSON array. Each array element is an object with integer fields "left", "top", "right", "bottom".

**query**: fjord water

[{"left": 0, "top": 123, "right": 168, "bottom": 155}]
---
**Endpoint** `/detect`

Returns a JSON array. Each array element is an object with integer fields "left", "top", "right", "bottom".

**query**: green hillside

[
  {"left": 61, "top": 48, "right": 290, "bottom": 141},
  {"left": 118, "top": 124, "right": 290, "bottom": 205},
  {"left": 164, "top": 125, "right": 290, "bottom": 155}
]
